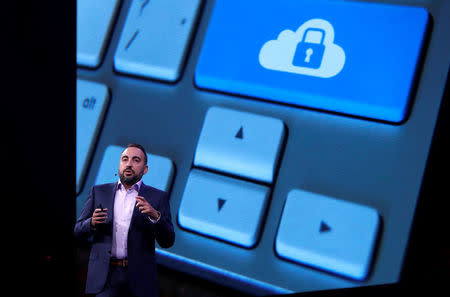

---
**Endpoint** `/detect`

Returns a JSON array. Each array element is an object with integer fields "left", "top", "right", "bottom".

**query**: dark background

[{"left": 5, "top": 1, "right": 449, "bottom": 297}]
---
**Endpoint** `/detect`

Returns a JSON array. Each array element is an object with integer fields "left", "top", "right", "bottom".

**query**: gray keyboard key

[
  {"left": 194, "top": 106, "right": 285, "bottom": 183},
  {"left": 77, "top": 0, "right": 121, "bottom": 67},
  {"left": 76, "top": 79, "right": 110, "bottom": 193},
  {"left": 178, "top": 169, "right": 270, "bottom": 248}
]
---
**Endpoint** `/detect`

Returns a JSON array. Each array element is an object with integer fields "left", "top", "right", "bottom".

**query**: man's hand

[
  {"left": 90, "top": 208, "right": 108, "bottom": 227},
  {"left": 136, "top": 196, "right": 160, "bottom": 221}
]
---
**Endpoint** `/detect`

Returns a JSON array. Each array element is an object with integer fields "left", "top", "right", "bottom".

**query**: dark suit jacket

[{"left": 74, "top": 182, "right": 175, "bottom": 297}]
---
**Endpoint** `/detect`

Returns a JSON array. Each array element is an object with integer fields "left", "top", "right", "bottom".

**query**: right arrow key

[{"left": 275, "top": 189, "right": 380, "bottom": 281}]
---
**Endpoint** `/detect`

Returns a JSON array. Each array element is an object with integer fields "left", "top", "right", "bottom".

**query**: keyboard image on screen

[{"left": 76, "top": 0, "right": 450, "bottom": 295}]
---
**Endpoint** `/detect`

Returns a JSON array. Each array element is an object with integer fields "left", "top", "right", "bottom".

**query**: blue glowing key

[
  {"left": 195, "top": 0, "right": 429, "bottom": 123},
  {"left": 275, "top": 189, "right": 380, "bottom": 280}
]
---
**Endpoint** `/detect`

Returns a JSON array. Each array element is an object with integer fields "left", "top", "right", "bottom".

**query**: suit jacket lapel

[
  {"left": 106, "top": 182, "right": 118, "bottom": 225},
  {"left": 130, "top": 182, "right": 150, "bottom": 227}
]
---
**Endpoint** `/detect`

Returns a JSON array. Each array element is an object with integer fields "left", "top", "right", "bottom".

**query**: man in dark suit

[{"left": 74, "top": 143, "right": 175, "bottom": 297}]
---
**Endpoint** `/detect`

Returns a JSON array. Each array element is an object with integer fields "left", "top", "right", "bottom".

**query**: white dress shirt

[{"left": 111, "top": 179, "right": 158, "bottom": 259}]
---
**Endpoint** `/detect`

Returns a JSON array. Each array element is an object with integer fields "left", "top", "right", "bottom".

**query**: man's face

[{"left": 118, "top": 147, "right": 148, "bottom": 186}]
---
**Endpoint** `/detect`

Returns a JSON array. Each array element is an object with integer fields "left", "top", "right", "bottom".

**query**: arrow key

[
  {"left": 194, "top": 106, "right": 285, "bottom": 183},
  {"left": 275, "top": 189, "right": 380, "bottom": 280},
  {"left": 178, "top": 169, "right": 270, "bottom": 248}
]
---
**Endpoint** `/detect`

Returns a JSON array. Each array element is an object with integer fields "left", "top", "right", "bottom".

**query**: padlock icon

[{"left": 292, "top": 28, "right": 326, "bottom": 69}]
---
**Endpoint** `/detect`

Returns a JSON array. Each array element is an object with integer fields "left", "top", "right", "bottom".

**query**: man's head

[{"left": 118, "top": 143, "right": 148, "bottom": 187}]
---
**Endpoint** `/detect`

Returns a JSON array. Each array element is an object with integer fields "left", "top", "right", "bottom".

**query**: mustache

[{"left": 122, "top": 167, "right": 135, "bottom": 174}]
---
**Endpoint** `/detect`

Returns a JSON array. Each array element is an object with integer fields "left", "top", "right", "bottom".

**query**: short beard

[{"left": 119, "top": 169, "right": 144, "bottom": 187}]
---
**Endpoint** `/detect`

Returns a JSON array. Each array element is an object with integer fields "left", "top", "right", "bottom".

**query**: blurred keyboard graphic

[{"left": 76, "top": 0, "right": 450, "bottom": 295}]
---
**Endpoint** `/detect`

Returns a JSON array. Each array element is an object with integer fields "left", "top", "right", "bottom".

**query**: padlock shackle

[{"left": 301, "top": 28, "right": 326, "bottom": 44}]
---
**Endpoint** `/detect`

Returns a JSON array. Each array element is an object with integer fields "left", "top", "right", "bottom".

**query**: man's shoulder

[{"left": 91, "top": 182, "right": 117, "bottom": 191}]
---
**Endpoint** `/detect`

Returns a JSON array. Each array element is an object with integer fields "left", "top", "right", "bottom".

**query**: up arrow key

[{"left": 235, "top": 126, "right": 244, "bottom": 139}]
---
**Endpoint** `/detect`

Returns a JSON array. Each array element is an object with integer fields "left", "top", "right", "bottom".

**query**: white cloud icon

[{"left": 259, "top": 19, "right": 345, "bottom": 78}]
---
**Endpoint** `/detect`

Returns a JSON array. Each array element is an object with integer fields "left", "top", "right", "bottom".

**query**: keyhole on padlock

[{"left": 305, "top": 48, "right": 313, "bottom": 63}]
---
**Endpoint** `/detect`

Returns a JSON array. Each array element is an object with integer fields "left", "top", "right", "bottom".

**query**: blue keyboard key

[
  {"left": 178, "top": 169, "right": 270, "bottom": 248},
  {"left": 77, "top": 0, "right": 121, "bottom": 68},
  {"left": 77, "top": 145, "right": 175, "bottom": 217},
  {"left": 194, "top": 107, "right": 285, "bottom": 183},
  {"left": 114, "top": 0, "right": 202, "bottom": 82},
  {"left": 275, "top": 189, "right": 380, "bottom": 280},
  {"left": 76, "top": 80, "right": 110, "bottom": 193},
  {"left": 94, "top": 145, "right": 175, "bottom": 191},
  {"left": 195, "top": 0, "right": 429, "bottom": 123}
]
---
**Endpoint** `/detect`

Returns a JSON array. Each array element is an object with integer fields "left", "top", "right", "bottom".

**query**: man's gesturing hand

[
  {"left": 91, "top": 208, "right": 108, "bottom": 227},
  {"left": 136, "top": 196, "right": 160, "bottom": 221}
]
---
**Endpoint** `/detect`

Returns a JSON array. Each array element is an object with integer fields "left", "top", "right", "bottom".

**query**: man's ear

[{"left": 143, "top": 165, "right": 148, "bottom": 175}]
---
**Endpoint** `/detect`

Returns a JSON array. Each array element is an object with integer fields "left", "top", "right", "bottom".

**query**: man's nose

[{"left": 125, "top": 159, "right": 133, "bottom": 168}]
